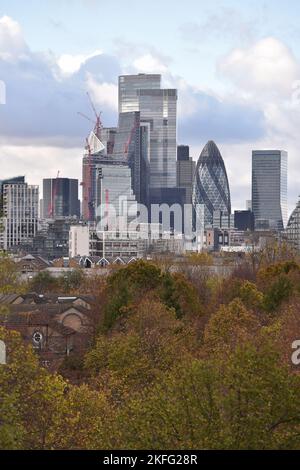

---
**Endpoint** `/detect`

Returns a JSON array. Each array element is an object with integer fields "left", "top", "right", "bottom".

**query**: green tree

[
  {"left": 117, "top": 341, "right": 300, "bottom": 450},
  {"left": 0, "top": 252, "right": 23, "bottom": 294},
  {"left": 263, "top": 275, "right": 293, "bottom": 313},
  {"left": 28, "top": 271, "right": 58, "bottom": 294}
]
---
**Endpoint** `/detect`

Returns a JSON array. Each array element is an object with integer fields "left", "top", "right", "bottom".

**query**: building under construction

[{"left": 81, "top": 93, "right": 150, "bottom": 222}]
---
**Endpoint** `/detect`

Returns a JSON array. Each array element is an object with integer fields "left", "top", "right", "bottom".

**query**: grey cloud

[
  {"left": 178, "top": 90, "right": 266, "bottom": 145},
  {"left": 0, "top": 52, "right": 120, "bottom": 147},
  {"left": 0, "top": 33, "right": 265, "bottom": 150}
]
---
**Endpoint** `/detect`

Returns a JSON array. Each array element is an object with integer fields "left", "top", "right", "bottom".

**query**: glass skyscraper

[
  {"left": 192, "top": 140, "right": 231, "bottom": 228},
  {"left": 118, "top": 74, "right": 177, "bottom": 190},
  {"left": 252, "top": 150, "right": 288, "bottom": 231},
  {"left": 95, "top": 163, "right": 137, "bottom": 229},
  {"left": 112, "top": 111, "right": 150, "bottom": 206},
  {"left": 42, "top": 178, "right": 80, "bottom": 219},
  {"left": 119, "top": 74, "right": 161, "bottom": 114}
]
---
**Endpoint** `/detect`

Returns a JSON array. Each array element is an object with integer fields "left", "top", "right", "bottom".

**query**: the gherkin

[
  {"left": 192, "top": 140, "right": 231, "bottom": 228},
  {"left": 286, "top": 197, "right": 300, "bottom": 252}
]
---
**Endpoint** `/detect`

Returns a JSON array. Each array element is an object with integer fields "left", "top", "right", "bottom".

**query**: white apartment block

[{"left": 69, "top": 225, "right": 90, "bottom": 258}]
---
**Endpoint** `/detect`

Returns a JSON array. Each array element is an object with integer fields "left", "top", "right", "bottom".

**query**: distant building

[
  {"left": 285, "top": 197, "right": 300, "bottom": 252},
  {"left": 119, "top": 74, "right": 177, "bottom": 190},
  {"left": 192, "top": 141, "right": 231, "bottom": 229},
  {"left": 42, "top": 178, "right": 80, "bottom": 219},
  {"left": 0, "top": 177, "right": 39, "bottom": 250},
  {"left": 112, "top": 111, "right": 150, "bottom": 207},
  {"left": 177, "top": 145, "right": 195, "bottom": 205},
  {"left": 0, "top": 298, "right": 95, "bottom": 370},
  {"left": 69, "top": 225, "right": 90, "bottom": 258},
  {"left": 234, "top": 210, "right": 255, "bottom": 232},
  {"left": 95, "top": 163, "right": 138, "bottom": 229},
  {"left": 100, "top": 127, "right": 117, "bottom": 155},
  {"left": 69, "top": 225, "right": 146, "bottom": 262},
  {"left": 212, "top": 210, "right": 235, "bottom": 230},
  {"left": 252, "top": 150, "right": 288, "bottom": 231},
  {"left": 177, "top": 145, "right": 190, "bottom": 162},
  {"left": 82, "top": 130, "right": 110, "bottom": 222},
  {"left": 17, "top": 218, "right": 78, "bottom": 261}
]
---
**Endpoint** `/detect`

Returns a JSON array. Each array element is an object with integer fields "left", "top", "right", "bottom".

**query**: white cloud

[
  {"left": 219, "top": 37, "right": 299, "bottom": 98},
  {"left": 57, "top": 49, "right": 102, "bottom": 76},
  {"left": 85, "top": 72, "right": 118, "bottom": 111},
  {"left": 0, "top": 144, "right": 82, "bottom": 191},
  {"left": 216, "top": 37, "right": 300, "bottom": 214},
  {"left": 0, "top": 15, "right": 28, "bottom": 60},
  {"left": 133, "top": 53, "right": 168, "bottom": 74}
]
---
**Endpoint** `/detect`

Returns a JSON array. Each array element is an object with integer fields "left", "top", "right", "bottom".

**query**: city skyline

[{"left": 1, "top": 1, "right": 300, "bottom": 215}]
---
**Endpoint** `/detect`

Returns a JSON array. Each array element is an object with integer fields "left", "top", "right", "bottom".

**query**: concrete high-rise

[
  {"left": 42, "top": 178, "right": 80, "bottom": 219},
  {"left": 0, "top": 177, "right": 39, "bottom": 250},
  {"left": 118, "top": 74, "right": 177, "bottom": 190},
  {"left": 252, "top": 150, "right": 288, "bottom": 231}
]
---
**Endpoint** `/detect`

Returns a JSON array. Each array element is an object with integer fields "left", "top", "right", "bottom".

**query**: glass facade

[
  {"left": 192, "top": 141, "right": 231, "bottom": 228},
  {"left": 286, "top": 198, "right": 300, "bottom": 252},
  {"left": 42, "top": 178, "right": 80, "bottom": 219},
  {"left": 95, "top": 163, "right": 137, "bottom": 227},
  {"left": 177, "top": 145, "right": 195, "bottom": 205},
  {"left": 252, "top": 150, "right": 288, "bottom": 231},
  {"left": 119, "top": 74, "right": 161, "bottom": 114},
  {"left": 118, "top": 74, "right": 177, "bottom": 189}
]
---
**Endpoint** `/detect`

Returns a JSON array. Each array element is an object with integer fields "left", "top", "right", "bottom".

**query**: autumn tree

[{"left": 0, "top": 252, "right": 23, "bottom": 294}]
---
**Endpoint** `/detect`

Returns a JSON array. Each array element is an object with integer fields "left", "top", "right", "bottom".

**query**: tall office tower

[
  {"left": 252, "top": 150, "right": 288, "bottom": 231},
  {"left": 95, "top": 163, "right": 137, "bottom": 228},
  {"left": 112, "top": 111, "right": 150, "bottom": 207},
  {"left": 118, "top": 74, "right": 177, "bottom": 190},
  {"left": 192, "top": 141, "right": 231, "bottom": 229},
  {"left": 119, "top": 74, "right": 161, "bottom": 113},
  {"left": 42, "top": 178, "right": 80, "bottom": 219},
  {"left": 177, "top": 145, "right": 196, "bottom": 204},
  {"left": 0, "top": 178, "right": 39, "bottom": 250}
]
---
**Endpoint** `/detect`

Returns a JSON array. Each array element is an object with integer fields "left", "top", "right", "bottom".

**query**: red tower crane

[{"left": 78, "top": 93, "right": 103, "bottom": 221}]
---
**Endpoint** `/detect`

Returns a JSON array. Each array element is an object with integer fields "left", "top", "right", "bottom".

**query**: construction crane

[
  {"left": 78, "top": 92, "right": 103, "bottom": 221},
  {"left": 124, "top": 118, "right": 139, "bottom": 156},
  {"left": 78, "top": 92, "right": 103, "bottom": 139}
]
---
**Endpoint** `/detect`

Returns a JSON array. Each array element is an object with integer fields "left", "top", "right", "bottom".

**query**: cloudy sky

[{"left": 0, "top": 0, "right": 300, "bottom": 213}]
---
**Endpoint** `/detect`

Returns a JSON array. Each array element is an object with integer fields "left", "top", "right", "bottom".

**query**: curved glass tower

[
  {"left": 192, "top": 140, "right": 231, "bottom": 228},
  {"left": 286, "top": 198, "right": 300, "bottom": 252}
]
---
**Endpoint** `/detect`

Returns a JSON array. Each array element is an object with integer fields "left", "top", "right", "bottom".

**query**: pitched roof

[
  {"left": 0, "top": 294, "right": 23, "bottom": 304},
  {"left": 0, "top": 313, "right": 75, "bottom": 336}
]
